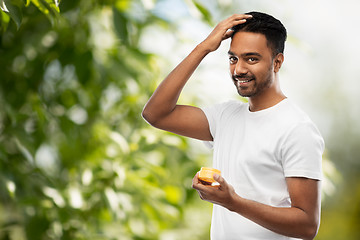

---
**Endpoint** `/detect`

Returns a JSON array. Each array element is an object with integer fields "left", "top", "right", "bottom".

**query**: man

[{"left": 142, "top": 11, "right": 324, "bottom": 240}]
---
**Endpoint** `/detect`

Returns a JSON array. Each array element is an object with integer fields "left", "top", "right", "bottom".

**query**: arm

[
  {"left": 142, "top": 14, "right": 252, "bottom": 141},
  {"left": 192, "top": 173, "right": 321, "bottom": 240}
]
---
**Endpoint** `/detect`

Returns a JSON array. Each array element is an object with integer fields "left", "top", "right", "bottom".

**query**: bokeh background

[{"left": 1, "top": 0, "right": 359, "bottom": 239}]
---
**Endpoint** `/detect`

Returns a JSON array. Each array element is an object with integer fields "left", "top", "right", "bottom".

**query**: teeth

[{"left": 237, "top": 79, "right": 252, "bottom": 83}]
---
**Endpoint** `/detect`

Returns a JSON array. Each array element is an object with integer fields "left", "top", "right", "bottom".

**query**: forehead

[{"left": 230, "top": 31, "right": 272, "bottom": 57}]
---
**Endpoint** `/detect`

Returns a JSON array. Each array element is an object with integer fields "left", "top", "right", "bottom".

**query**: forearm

[
  {"left": 142, "top": 44, "right": 210, "bottom": 124},
  {"left": 229, "top": 195, "right": 319, "bottom": 239},
  {"left": 142, "top": 14, "right": 252, "bottom": 125}
]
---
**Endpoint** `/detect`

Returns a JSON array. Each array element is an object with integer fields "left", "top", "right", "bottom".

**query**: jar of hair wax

[{"left": 198, "top": 167, "right": 221, "bottom": 185}]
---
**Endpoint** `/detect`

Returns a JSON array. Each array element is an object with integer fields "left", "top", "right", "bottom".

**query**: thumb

[
  {"left": 213, "top": 174, "right": 227, "bottom": 186},
  {"left": 223, "top": 29, "right": 234, "bottom": 40}
]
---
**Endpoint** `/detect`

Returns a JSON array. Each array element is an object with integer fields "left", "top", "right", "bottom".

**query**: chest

[{"left": 211, "top": 112, "right": 289, "bottom": 179}]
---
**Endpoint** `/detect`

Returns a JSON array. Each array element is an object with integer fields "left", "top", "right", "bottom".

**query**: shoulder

[
  {"left": 201, "top": 100, "right": 248, "bottom": 144},
  {"left": 202, "top": 99, "right": 247, "bottom": 116},
  {"left": 278, "top": 99, "right": 312, "bottom": 123},
  {"left": 279, "top": 100, "right": 324, "bottom": 149},
  {"left": 273, "top": 99, "right": 322, "bottom": 139},
  {"left": 276, "top": 99, "right": 324, "bottom": 144}
]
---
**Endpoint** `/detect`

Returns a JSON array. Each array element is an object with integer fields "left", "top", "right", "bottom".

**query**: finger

[
  {"left": 231, "top": 19, "right": 247, "bottom": 25},
  {"left": 223, "top": 29, "right": 234, "bottom": 40},
  {"left": 222, "top": 16, "right": 250, "bottom": 33},
  {"left": 193, "top": 172, "right": 199, "bottom": 182},
  {"left": 194, "top": 181, "right": 209, "bottom": 192},
  {"left": 197, "top": 190, "right": 205, "bottom": 200},
  {"left": 224, "top": 14, "right": 251, "bottom": 26},
  {"left": 192, "top": 172, "right": 200, "bottom": 188},
  {"left": 220, "top": 14, "right": 248, "bottom": 26},
  {"left": 231, "top": 14, "right": 253, "bottom": 20},
  {"left": 192, "top": 172, "right": 208, "bottom": 191},
  {"left": 213, "top": 174, "right": 227, "bottom": 189}
]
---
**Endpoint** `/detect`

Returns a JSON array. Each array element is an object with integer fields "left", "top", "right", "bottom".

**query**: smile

[
  {"left": 234, "top": 77, "right": 254, "bottom": 84},
  {"left": 237, "top": 79, "right": 253, "bottom": 83}
]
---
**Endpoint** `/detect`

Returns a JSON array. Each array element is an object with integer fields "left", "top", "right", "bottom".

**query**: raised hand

[
  {"left": 142, "top": 14, "right": 252, "bottom": 142},
  {"left": 199, "top": 14, "right": 253, "bottom": 53}
]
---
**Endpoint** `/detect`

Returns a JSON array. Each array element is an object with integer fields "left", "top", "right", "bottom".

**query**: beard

[{"left": 232, "top": 71, "right": 273, "bottom": 98}]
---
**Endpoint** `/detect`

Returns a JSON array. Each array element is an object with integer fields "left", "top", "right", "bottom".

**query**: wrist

[
  {"left": 195, "top": 41, "right": 213, "bottom": 55},
  {"left": 226, "top": 193, "right": 242, "bottom": 212}
]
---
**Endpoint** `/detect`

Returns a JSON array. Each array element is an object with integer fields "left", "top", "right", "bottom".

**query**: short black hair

[{"left": 231, "top": 11, "right": 287, "bottom": 57}]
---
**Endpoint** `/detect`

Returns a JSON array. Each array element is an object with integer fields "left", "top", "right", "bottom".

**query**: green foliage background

[
  {"left": 0, "top": 0, "right": 213, "bottom": 239},
  {"left": 0, "top": 0, "right": 359, "bottom": 239}
]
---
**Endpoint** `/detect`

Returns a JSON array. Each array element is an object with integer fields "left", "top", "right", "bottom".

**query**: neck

[{"left": 248, "top": 76, "right": 286, "bottom": 112}]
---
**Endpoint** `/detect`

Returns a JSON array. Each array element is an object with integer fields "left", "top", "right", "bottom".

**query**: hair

[{"left": 231, "top": 11, "right": 287, "bottom": 57}]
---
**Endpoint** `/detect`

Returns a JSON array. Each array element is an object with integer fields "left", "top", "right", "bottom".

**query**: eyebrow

[{"left": 228, "top": 51, "right": 262, "bottom": 58}]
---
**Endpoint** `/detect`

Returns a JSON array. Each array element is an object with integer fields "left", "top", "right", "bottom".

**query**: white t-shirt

[{"left": 202, "top": 99, "right": 324, "bottom": 240}]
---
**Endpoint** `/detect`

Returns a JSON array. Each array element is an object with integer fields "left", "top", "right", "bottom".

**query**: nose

[{"left": 234, "top": 61, "right": 248, "bottom": 76}]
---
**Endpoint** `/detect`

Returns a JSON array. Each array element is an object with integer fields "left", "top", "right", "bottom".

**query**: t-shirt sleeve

[
  {"left": 201, "top": 102, "right": 230, "bottom": 149},
  {"left": 201, "top": 106, "right": 216, "bottom": 149},
  {"left": 281, "top": 121, "right": 324, "bottom": 180}
]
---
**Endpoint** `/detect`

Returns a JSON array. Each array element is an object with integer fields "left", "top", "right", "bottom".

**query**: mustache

[{"left": 232, "top": 74, "right": 255, "bottom": 80}]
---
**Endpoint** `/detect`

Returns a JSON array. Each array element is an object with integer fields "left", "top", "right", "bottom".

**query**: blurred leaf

[
  {"left": 115, "top": 0, "right": 130, "bottom": 11},
  {"left": 112, "top": 6, "right": 129, "bottom": 45},
  {"left": 59, "top": 0, "right": 79, "bottom": 12},
  {"left": 32, "top": 0, "right": 60, "bottom": 13},
  {"left": 193, "top": 0, "right": 212, "bottom": 25},
  {"left": 0, "top": 9, "right": 10, "bottom": 32},
  {"left": 3, "top": 0, "right": 23, "bottom": 29},
  {"left": 25, "top": 214, "right": 50, "bottom": 240},
  {"left": 30, "top": 0, "right": 60, "bottom": 25}
]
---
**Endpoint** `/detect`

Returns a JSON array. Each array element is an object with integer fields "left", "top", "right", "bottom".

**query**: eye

[
  {"left": 247, "top": 57, "right": 259, "bottom": 63},
  {"left": 229, "top": 56, "right": 237, "bottom": 64}
]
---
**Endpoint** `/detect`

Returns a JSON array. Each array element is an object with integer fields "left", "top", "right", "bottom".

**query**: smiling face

[{"left": 229, "top": 31, "right": 280, "bottom": 98}]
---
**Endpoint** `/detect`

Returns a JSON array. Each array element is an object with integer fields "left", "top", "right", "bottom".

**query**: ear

[{"left": 273, "top": 53, "right": 284, "bottom": 73}]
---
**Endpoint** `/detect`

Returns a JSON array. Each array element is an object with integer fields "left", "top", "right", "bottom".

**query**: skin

[
  {"left": 142, "top": 14, "right": 320, "bottom": 239},
  {"left": 228, "top": 31, "right": 286, "bottom": 111}
]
